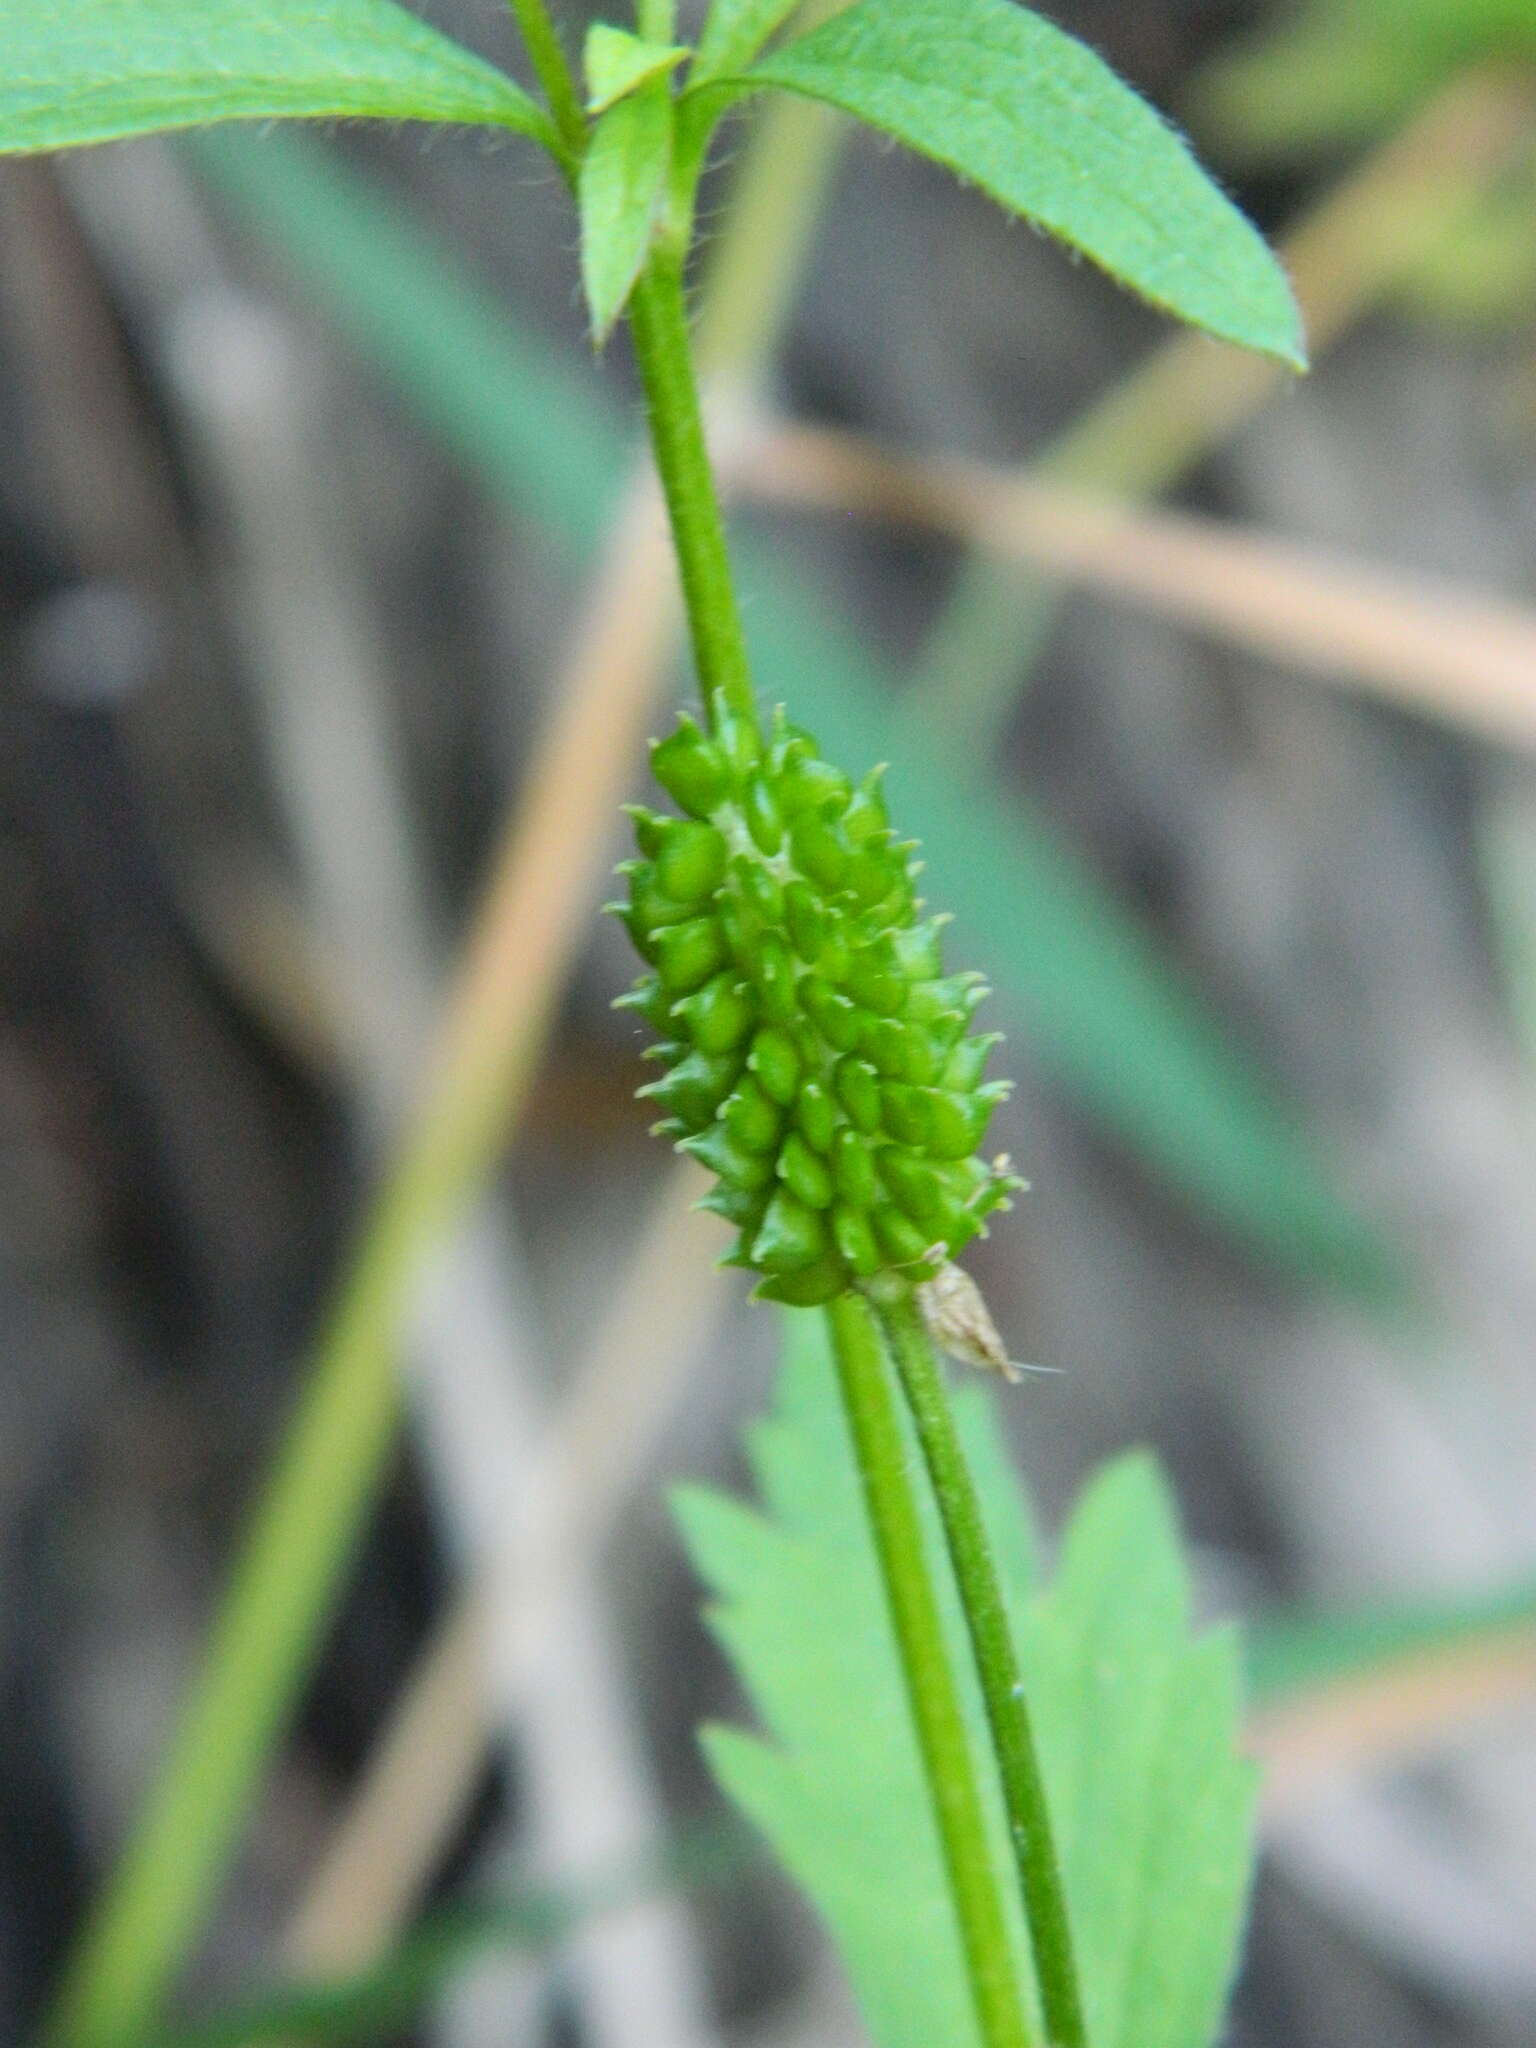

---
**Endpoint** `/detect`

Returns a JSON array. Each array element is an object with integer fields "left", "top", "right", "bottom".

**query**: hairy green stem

[
  {"left": 627, "top": 251, "right": 757, "bottom": 729},
  {"left": 506, "top": 0, "right": 585, "bottom": 166},
  {"left": 826, "top": 1293, "right": 1036, "bottom": 2048},
  {"left": 876, "top": 1287, "right": 1089, "bottom": 2048}
]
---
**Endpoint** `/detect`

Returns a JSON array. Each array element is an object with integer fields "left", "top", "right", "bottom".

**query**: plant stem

[
  {"left": 629, "top": 211, "right": 1035, "bottom": 2047},
  {"left": 626, "top": 250, "right": 757, "bottom": 730},
  {"left": 875, "top": 1287, "right": 1088, "bottom": 2048},
  {"left": 507, "top": 0, "right": 585, "bottom": 166},
  {"left": 826, "top": 1293, "right": 1036, "bottom": 2048},
  {"left": 635, "top": 0, "right": 677, "bottom": 41}
]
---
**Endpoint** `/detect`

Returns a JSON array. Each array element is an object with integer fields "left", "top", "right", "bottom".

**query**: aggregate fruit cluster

[{"left": 614, "top": 708, "right": 1022, "bottom": 1305}]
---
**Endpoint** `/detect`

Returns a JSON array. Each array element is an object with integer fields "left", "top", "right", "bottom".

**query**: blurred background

[{"left": 3, "top": 1, "right": 1536, "bottom": 2043}]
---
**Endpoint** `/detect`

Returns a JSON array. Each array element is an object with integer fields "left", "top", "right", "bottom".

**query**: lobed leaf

[
  {"left": 0, "top": 0, "right": 549, "bottom": 156},
  {"left": 579, "top": 78, "right": 675, "bottom": 342},
  {"left": 676, "top": 1313, "right": 1258, "bottom": 2048},
  {"left": 1015, "top": 1456, "right": 1258, "bottom": 2048},
  {"left": 723, "top": 0, "right": 1306, "bottom": 365}
]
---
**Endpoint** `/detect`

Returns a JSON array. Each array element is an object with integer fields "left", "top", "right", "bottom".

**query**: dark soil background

[{"left": 2, "top": 2, "right": 1534, "bottom": 2044}]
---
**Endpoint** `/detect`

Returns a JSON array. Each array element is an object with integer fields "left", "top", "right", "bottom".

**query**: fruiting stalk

[
  {"left": 875, "top": 1284, "right": 1088, "bottom": 2048},
  {"left": 624, "top": 241, "right": 1048, "bottom": 2048},
  {"left": 826, "top": 1292, "right": 1037, "bottom": 2048}
]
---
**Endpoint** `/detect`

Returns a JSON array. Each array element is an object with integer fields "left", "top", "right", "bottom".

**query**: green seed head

[{"left": 617, "top": 708, "right": 1023, "bottom": 1305}]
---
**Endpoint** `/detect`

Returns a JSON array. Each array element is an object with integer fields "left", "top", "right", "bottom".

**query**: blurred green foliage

[
  {"left": 1194, "top": 0, "right": 1536, "bottom": 326},
  {"left": 1195, "top": 0, "right": 1536, "bottom": 158}
]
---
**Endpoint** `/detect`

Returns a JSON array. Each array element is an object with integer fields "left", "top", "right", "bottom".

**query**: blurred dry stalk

[
  {"left": 0, "top": 160, "right": 337, "bottom": 1295},
  {"left": 902, "top": 63, "right": 1536, "bottom": 764},
  {"left": 0, "top": 157, "right": 335, "bottom": 1026},
  {"left": 161, "top": 278, "right": 724, "bottom": 2046},
  {"left": 60, "top": 140, "right": 720, "bottom": 2031},
  {"left": 1252, "top": 1624, "right": 1536, "bottom": 1815},
  {"left": 744, "top": 423, "right": 1536, "bottom": 752},
  {"left": 284, "top": 1152, "right": 721, "bottom": 1975},
  {"left": 1479, "top": 782, "right": 1536, "bottom": 1068}
]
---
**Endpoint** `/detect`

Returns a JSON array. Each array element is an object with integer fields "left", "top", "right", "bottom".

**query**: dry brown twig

[
  {"left": 285, "top": 1155, "right": 723, "bottom": 1975},
  {"left": 743, "top": 422, "right": 1536, "bottom": 754},
  {"left": 1251, "top": 1626, "right": 1536, "bottom": 1815}
]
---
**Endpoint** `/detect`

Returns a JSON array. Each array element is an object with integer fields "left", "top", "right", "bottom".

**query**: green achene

[{"left": 615, "top": 708, "right": 1022, "bottom": 1304}]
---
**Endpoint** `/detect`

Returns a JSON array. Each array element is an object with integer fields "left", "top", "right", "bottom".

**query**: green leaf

[
  {"left": 182, "top": 128, "right": 1407, "bottom": 1305},
  {"left": 584, "top": 22, "right": 690, "bottom": 115},
  {"left": 579, "top": 77, "right": 675, "bottom": 343},
  {"left": 675, "top": 1313, "right": 1258, "bottom": 2048},
  {"left": 723, "top": 0, "right": 1305, "bottom": 366},
  {"left": 0, "top": 0, "right": 550, "bottom": 156},
  {"left": 693, "top": 0, "right": 809, "bottom": 82},
  {"left": 637, "top": 0, "right": 681, "bottom": 41},
  {"left": 1017, "top": 1457, "right": 1257, "bottom": 2048}
]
